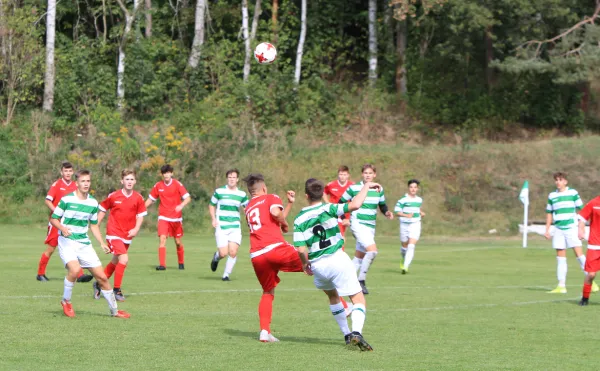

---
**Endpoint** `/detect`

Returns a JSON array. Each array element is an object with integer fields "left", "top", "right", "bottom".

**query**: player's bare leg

[
  {"left": 156, "top": 235, "right": 167, "bottom": 270},
  {"left": 89, "top": 266, "right": 129, "bottom": 318},
  {"left": 259, "top": 288, "right": 279, "bottom": 342},
  {"left": 175, "top": 237, "right": 185, "bottom": 269},
  {"left": 211, "top": 245, "right": 229, "bottom": 274},
  {"left": 357, "top": 244, "right": 378, "bottom": 294}
]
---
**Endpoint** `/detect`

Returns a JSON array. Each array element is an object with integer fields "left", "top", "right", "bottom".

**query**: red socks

[
  {"left": 340, "top": 297, "right": 348, "bottom": 309},
  {"left": 159, "top": 246, "right": 166, "bottom": 266},
  {"left": 77, "top": 268, "right": 85, "bottom": 278},
  {"left": 38, "top": 253, "right": 49, "bottom": 275},
  {"left": 259, "top": 293, "right": 275, "bottom": 333},
  {"left": 177, "top": 245, "right": 185, "bottom": 265},
  {"left": 114, "top": 263, "right": 127, "bottom": 288},
  {"left": 583, "top": 283, "right": 592, "bottom": 299},
  {"left": 104, "top": 262, "right": 117, "bottom": 278}
]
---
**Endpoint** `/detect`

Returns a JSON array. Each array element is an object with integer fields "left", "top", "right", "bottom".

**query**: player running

[
  {"left": 243, "top": 173, "right": 303, "bottom": 342},
  {"left": 209, "top": 169, "right": 249, "bottom": 281},
  {"left": 578, "top": 195, "right": 600, "bottom": 305},
  {"left": 339, "top": 164, "right": 393, "bottom": 294},
  {"left": 395, "top": 179, "right": 425, "bottom": 274},
  {"left": 145, "top": 164, "right": 191, "bottom": 271},
  {"left": 94, "top": 169, "right": 147, "bottom": 301},
  {"left": 324, "top": 165, "right": 354, "bottom": 238},
  {"left": 37, "top": 161, "right": 92, "bottom": 283},
  {"left": 50, "top": 170, "right": 129, "bottom": 318},
  {"left": 294, "top": 178, "right": 378, "bottom": 351}
]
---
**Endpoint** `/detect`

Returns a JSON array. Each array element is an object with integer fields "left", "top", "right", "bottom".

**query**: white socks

[
  {"left": 404, "top": 244, "right": 416, "bottom": 269},
  {"left": 557, "top": 257, "right": 567, "bottom": 287},
  {"left": 358, "top": 252, "right": 377, "bottom": 281},
  {"left": 352, "top": 257, "right": 363, "bottom": 272},
  {"left": 224, "top": 256, "right": 237, "bottom": 278},
  {"left": 351, "top": 303, "right": 366, "bottom": 334},
  {"left": 63, "top": 278, "right": 74, "bottom": 301},
  {"left": 330, "top": 303, "right": 350, "bottom": 335},
  {"left": 101, "top": 289, "right": 118, "bottom": 316}
]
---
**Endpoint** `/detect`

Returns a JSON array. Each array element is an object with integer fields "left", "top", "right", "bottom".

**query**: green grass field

[{"left": 1, "top": 225, "right": 597, "bottom": 370}]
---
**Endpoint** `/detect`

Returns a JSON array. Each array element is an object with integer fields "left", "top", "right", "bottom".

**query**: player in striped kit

[
  {"left": 50, "top": 170, "right": 129, "bottom": 318},
  {"left": 324, "top": 165, "right": 354, "bottom": 239},
  {"left": 395, "top": 179, "right": 425, "bottom": 274},
  {"left": 209, "top": 169, "right": 249, "bottom": 281},
  {"left": 294, "top": 178, "right": 378, "bottom": 351},
  {"left": 339, "top": 164, "right": 393, "bottom": 294},
  {"left": 545, "top": 172, "right": 597, "bottom": 293}
]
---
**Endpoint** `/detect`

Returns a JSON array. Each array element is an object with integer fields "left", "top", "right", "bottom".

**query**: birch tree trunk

[
  {"left": 396, "top": 20, "right": 407, "bottom": 95},
  {"left": 271, "top": 0, "right": 278, "bottom": 43},
  {"left": 187, "top": 0, "right": 206, "bottom": 68},
  {"left": 116, "top": 0, "right": 143, "bottom": 110},
  {"left": 294, "top": 0, "right": 306, "bottom": 85},
  {"left": 145, "top": 0, "right": 152, "bottom": 38},
  {"left": 250, "top": 0, "right": 261, "bottom": 41},
  {"left": 241, "top": 0, "right": 251, "bottom": 82},
  {"left": 42, "top": 0, "right": 56, "bottom": 111},
  {"left": 368, "top": 0, "right": 377, "bottom": 84},
  {"left": 101, "top": 0, "right": 107, "bottom": 42}
]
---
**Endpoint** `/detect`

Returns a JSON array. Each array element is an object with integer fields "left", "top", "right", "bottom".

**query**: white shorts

[
  {"left": 400, "top": 222, "right": 421, "bottom": 243},
  {"left": 552, "top": 227, "right": 582, "bottom": 249},
  {"left": 311, "top": 250, "right": 362, "bottom": 296},
  {"left": 351, "top": 223, "right": 376, "bottom": 253},
  {"left": 215, "top": 228, "right": 242, "bottom": 248},
  {"left": 57, "top": 236, "right": 102, "bottom": 268}
]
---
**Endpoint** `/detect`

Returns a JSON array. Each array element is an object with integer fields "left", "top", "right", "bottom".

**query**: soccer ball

[{"left": 254, "top": 42, "right": 277, "bottom": 65}]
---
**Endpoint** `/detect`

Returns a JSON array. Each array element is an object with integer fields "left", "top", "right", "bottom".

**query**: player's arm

[
  {"left": 175, "top": 194, "right": 192, "bottom": 212},
  {"left": 97, "top": 210, "right": 107, "bottom": 225},
  {"left": 347, "top": 182, "right": 380, "bottom": 212},
  {"left": 282, "top": 191, "right": 295, "bottom": 220},
  {"left": 97, "top": 198, "right": 110, "bottom": 225},
  {"left": 89, "top": 223, "right": 110, "bottom": 254},
  {"left": 545, "top": 199, "right": 553, "bottom": 240},
  {"left": 44, "top": 199, "right": 55, "bottom": 213},
  {"left": 208, "top": 204, "right": 218, "bottom": 227},
  {"left": 128, "top": 215, "right": 145, "bottom": 238},
  {"left": 50, "top": 200, "right": 70, "bottom": 236},
  {"left": 578, "top": 202, "right": 593, "bottom": 240},
  {"left": 378, "top": 187, "right": 393, "bottom": 220},
  {"left": 145, "top": 197, "right": 155, "bottom": 208},
  {"left": 296, "top": 245, "right": 312, "bottom": 275}
]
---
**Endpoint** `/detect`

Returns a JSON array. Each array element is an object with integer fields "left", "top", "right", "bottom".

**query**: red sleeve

[
  {"left": 149, "top": 183, "right": 159, "bottom": 200},
  {"left": 137, "top": 194, "right": 148, "bottom": 216},
  {"left": 46, "top": 183, "right": 57, "bottom": 201},
  {"left": 269, "top": 194, "right": 284, "bottom": 210},
  {"left": 178, "top": 182, "right": 190, "bottom": 199},
  {"left": 99, "top": 194, "right": 112, "bottom": 212},
  {"left": 324, "top": 183, "right": 332, "bottom": 196},
  {"left": 579, "top": 199, "right": 597, "bottom": 222}
]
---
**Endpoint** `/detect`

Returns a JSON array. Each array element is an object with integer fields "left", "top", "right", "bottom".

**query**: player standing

[
  {"left": 50, "top": 170, "right": 129, "bottom": 318},
  {"left": 94, "top": 170, "right": 147, "bottom": 301},
  {"left": 544, "top": 172, "right": 595, "bottom": 293},
  {"left": 339, "top": 164, "right": 393, "bottom": 294},
  {"left": 395, "top": 179, "right": 425, "bottom": 274},
  {"left": 145, "top": 164, "right": 191, "bottom": 270},
  {"left": 243, "top": 173, "right": 303, "bottom": 342},
  {"left": 37, "top": 161, "right": 92, "bottom": 283},
  {"left": 209, "top": 169, "right": 249, "bottom": 281},
  {"left": 324, "top": 166, "right": 354, "bottom": 238},
  {"left": 578, "top": 195, "right": 600, "bottom": 305},
  {"left": 294, "top": 178, "right": 377, "bottom": 350}
]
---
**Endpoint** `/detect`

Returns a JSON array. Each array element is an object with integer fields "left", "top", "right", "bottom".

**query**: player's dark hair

[
  {"left": 408, "top": 179, "right": 420, "bottom": 187},
  {"left": 75, "top": 169, "right": 91, "bottom": 180},
  {"left": 61, "top": 161, "right": 73, "bottom": 170},
  {"left": 121, "top": 169, "right": 136, "bottom": 179},
  {"left": 161, "top": 164, "right": 174, "bottom": 174},
  {"left": 338, "top": 165, "right": 350, "bottom": 173},
  {"left": 553, "top": 172, "right": 567, "bottom": 181},
  {"left": 305, "top": 178, "right": 325, "bottom": 202},
  {"left": 243, "top": 173, "right": 265, "bottom": 193},
  {"left": 226, "top": 168, "right": 240, "bottom": 178},
  {"left": 361, "top": 164, "right": 376, "bottom": 173}
]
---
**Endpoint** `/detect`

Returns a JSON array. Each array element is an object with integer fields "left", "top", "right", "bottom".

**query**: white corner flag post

[{"left": 519, "top": 181, "right": 529, "bottom": 248}]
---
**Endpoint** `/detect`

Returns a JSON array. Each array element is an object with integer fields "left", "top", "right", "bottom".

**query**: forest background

[{"left": 1, "top": 0, "right": 600, "bottom": 236}]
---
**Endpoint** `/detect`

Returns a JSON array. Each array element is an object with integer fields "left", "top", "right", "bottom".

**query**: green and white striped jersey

[
  {"left": 339, "top": 181, "right": 386, "bottom": 229},
  {"left": 394, "top": 194, "right": 423, "bottom": 223},
  {"left": 210, "top": 186, "right": 249, "bottom": 230},
  {"left": 546, "top": 187, "right": 583, "bottom": 230},
  {"left": 293, "top": 202, "right": 350, "bottom": 262},
  {"left": 51, "top": 192, "right": 99, "bottom": 245}
]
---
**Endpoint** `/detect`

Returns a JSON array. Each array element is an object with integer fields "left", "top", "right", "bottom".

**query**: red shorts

[
  {"left": 157, "top": 220, "right": 183, "bottom": 238},
  {"left": 251, "top": 243, "right": 303, "bottom": 292},
  {"left": 585, "top": 249, "right": 600, "bottom": 273},
  {"left": 107, "top": 239, "right": 130, "bottom": 255},
  {"left": 44, "top": 225, "right": 59, "bottom": 247}
]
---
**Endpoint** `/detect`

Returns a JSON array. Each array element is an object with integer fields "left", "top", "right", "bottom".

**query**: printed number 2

[{"left": 248, "top": 209, "right": 262, "bottom": 232}]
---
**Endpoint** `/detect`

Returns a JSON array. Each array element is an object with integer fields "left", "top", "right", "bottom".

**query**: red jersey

[
  {"left": 99, "top": 189, "right": 147, "bottom": 244},
  {"left": 46, "top": 178, "right": 77, "bottom": 215},
  {"left": 579, "top": 196, "right": 600, "bottom": 249},
  {"left": 148, "top": 179, "right": 190, "bottom": 222},
  {"left": 324, "top": 180, "right": 354, "bottom": 204},
  {"left": 245, "top": 194, "right": 287, "bottom": 253}
]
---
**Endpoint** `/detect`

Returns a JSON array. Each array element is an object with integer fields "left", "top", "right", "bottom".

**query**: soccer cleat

[
  {"left": 77, "top": 274, "right": 93, "bottom": 283},
  {"left": 399, "top": 257, "right": 405, "bottom": 271},
  {"left": 350, "top": 332, "right": 373, "bottom": 351},
  {"left": 93, "top": 281, "right": 101, "bottom": 300},
  {"left": 548, "top": 286, "right": 567, "bottom": 294},
  {"left": 210, "top": 253, "right": 219, "bottom": 272},
  {"left": 344, "top": 333, "right": 352, "bottom": 345},
  {"left": 579, "top": 298, "right": 589, "bottom": 306},
  {"left": 36, "top": 274, "right": 49, "bottom": 282},
  {"left": 61, "top": 300, "right": 75, "bottom": 317},
  {"left": 359, "top": 280, "right": 369, "bottom": 295},
  {"left": 112, "top": 310, "right": 131, "bottom": 319},
  {"left": 156, "top": 265, "right": 166, "bottom": 271},
  {"left": 259, "top": 329, "right": 279, "bottom": 343},
  {"left": 592, "top": 281, "right": 600, "bottom": 293},
  {"left": 114, "top": 288, "right": 125, "bottom": 302},
  {"left": 178, "top": 263, "right": 185, "bottom": 270},
  {"left": 402, "top": 268, "right": 408, "bottom": 275},
  {"left": 222, "top": 276, "right": 230, "bottom": 281}
]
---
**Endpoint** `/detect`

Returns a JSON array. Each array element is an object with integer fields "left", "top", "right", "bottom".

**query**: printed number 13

[{"left": 248, "top": 209, "right": 262, "bottom": 232}]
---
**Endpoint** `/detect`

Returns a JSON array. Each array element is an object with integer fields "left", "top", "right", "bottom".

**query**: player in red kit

[
  {"left": 578, "top": 196, "right": 600, "bottom": 305},
  {"left": 324, "top": 165, "right": 354, "bottom": 237},
  {"left": 94, "top": 169, "right": 147, "bottom": 301},
  {"left": 145, "top": 164, "right": 191, "bottom": 270},
  {"left": 37, "top": 161, "right": 92, "bottom": 283},
  {"left": 243, "top": 173, "right": 304, "bottom": 342}
]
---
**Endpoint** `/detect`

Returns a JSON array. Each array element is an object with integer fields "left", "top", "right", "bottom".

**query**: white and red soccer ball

[{"left": 254, "top": 42, "right": 277, "bottom": 65}]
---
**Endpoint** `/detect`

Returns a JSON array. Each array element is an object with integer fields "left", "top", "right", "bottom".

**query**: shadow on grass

[
  {"left": 223, "top": 328, "right": 342, "bottom": 346},
  {"left": 47, "top": 310, "right": 107, "bottom": 318}
]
